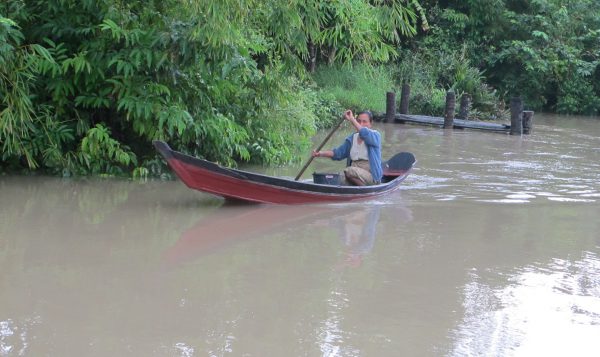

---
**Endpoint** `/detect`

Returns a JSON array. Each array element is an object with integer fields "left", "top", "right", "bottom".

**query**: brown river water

[{"left": 1, "top": 114, "right": 600, "bottom": 356}]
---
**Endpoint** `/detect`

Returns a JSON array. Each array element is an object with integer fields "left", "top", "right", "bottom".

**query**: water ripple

[
  {"left": 0, "top": 317, "right": 40, "bottom": 357},
  {"left": 450, "top": 253, "right": 600, "bottom": 356}
]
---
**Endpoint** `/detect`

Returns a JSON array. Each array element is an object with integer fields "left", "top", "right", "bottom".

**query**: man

[{"left": 312, "top": 110, "right": 382, "bottom": 186}]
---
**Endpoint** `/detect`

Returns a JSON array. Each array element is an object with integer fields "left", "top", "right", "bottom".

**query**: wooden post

[
  {"left": 385, "top": 91, "right": 396, "bottom": 123},
  {"left": 522, "top": 110, "right": 534, "bottom": 134},
  {"left": 444, "top": 91, "right": 455, "bottom": 129},
  {"left": 510, "top": 97, "right": 523, "bottom": 135},
  {"left": 399, "top": 83, "right": 410, "bottom": 114},
  {"left": 458, "top": 93, "right": 471, "bottom": 119}
]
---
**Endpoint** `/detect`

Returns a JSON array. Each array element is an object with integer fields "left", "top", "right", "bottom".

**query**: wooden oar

[{"left": 294, "top": 116, "right": 346, "bottom": 181}]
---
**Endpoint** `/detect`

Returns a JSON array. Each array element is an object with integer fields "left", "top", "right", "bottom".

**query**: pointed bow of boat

[{"left": 153, "top": 140, "right": 174, "bottom": 160}]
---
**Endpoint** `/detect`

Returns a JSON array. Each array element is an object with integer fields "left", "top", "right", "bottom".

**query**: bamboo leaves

[
  {"left": 78, "top": 124, "right": 137, "bottom": 175},
  {"left": 0, "top": 15, "right": 42, "bottom": 167},
  {"left": 1, "top": 0, "right": 426, "bottom": 176}
]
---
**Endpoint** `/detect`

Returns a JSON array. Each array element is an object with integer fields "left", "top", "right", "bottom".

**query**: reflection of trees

[
  {"left": 0, "top": 176, "right": 207, "bottom": 356},
  {"left": 1, "top": 177, "right": 159, "bottom": 267}
]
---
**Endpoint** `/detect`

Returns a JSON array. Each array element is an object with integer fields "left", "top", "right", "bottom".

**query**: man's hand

[
  {"left": 344, "top": 109, "right": 362, "bottom": 132},
  {"left": 344, "top": 110, "right": 355, "bottom": 121}
]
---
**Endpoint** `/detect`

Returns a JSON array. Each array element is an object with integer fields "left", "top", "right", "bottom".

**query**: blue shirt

[{"left": 331, "top": 127, "right": 383, "bottom": 183}]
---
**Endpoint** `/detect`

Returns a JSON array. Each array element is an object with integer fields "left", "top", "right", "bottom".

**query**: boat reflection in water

[
  {"left": 163, "top": 204, "right": 336, "bottom": 266},
  {"left": 315, "top": 205, "right": 381, "bottom": 267},
  {"left": 321, "top": 203, "right": 412, "bottom": 268},
  {"left": 163, "top": 202, "right": 412, "bottom": 267}
]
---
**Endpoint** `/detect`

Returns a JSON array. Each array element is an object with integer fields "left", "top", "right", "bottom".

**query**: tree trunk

[
  {"left": 327, "top": 47, "right": 337, "bottom": 65},
  {"left": 307, "top": 41, "right": 316, "bottom": 73}
]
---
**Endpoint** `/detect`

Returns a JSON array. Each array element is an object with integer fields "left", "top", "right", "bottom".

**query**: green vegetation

[
  {"left": 316, "top": 0, "right": 600, "bottom": 118},
  {"left": 2, "top": 0, "right": 600, "bottom": 177},
  {"left": 0, "top": 0, "right": 422, "bottom": 176},
  {"left": 313, "top": 48, "right": 503, "bottom": 120},
  {"left": 313, "top": 64, "right": 396, "bottom": 113},
  {"left": 413, "top": 0, "right": 600, "bottom": 114}
]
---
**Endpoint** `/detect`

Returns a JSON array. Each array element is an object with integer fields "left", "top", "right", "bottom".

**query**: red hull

[
  {"left": 155, "top": 141, "right": 414, "bottom": 204},
  {"left": 169, "top": 159, "right": 387, "bottom": 204}
]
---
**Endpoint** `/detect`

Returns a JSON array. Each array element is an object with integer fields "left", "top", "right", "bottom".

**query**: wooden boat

[{"left": 153, "top": 140, "right": 416, "bottom": 204}]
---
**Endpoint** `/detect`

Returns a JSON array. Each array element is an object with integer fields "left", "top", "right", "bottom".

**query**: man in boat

[{"left": 312, "top": 110, "right": 382, "bottom": 186}]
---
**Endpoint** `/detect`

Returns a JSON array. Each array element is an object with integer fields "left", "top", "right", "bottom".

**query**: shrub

[
  {"left": 392, "top": 47, "right": 502, "bottom": 119},
  {"left": 556, "top": 76, "right": 600, "bottom": 115}
]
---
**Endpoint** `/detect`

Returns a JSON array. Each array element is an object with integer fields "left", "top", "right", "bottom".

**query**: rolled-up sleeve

[{"left": 331, "top": 136, "right": 352, "bottom": 161}]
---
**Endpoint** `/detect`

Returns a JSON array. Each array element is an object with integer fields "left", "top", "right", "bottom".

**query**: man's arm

[
  {"left": 313, "top": 135, "right": 352, "bottom": 160},
  {"left": 358, "top": 127, "right": 381, "bottom": 147},
  {"left": 344, "top": 110, "right": 363, "bottom": 132}
]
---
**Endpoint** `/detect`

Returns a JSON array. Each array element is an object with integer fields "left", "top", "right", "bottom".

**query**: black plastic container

[{"left": 313, "top": 172, "right": 341, "bottom": 185}]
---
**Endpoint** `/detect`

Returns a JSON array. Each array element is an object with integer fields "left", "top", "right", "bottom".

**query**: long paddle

[{"left": 294, "top": 116, "right": 346, "bottom": 181}]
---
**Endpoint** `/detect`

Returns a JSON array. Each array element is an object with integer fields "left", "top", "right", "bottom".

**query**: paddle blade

[{"left": 383, "top": 152, "right": 416, "bottom": 175}]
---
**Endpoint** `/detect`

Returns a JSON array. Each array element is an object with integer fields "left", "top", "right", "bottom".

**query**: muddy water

[{"left": 1, "top": 114, "right": 600, "bottom": 356}]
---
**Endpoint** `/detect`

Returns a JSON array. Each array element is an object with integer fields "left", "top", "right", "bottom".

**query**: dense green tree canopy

[
  {"left": 413, "top": 0, "right": 600, "bottom": 113},
  {"left": 1, "top": 0, "right": 422, "bottom": 176},
  {"left": 2, "top": 0, "right": 600, "bottom": 177}
]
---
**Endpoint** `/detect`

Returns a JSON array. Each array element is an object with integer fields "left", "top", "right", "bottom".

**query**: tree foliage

[
  {"left": 0, "top": 0, "right": 422, "bottom": 176},
  {"left": 412, "top": 0, "right": 600, "bottom": 114},
  {"left": 3, "top": 0, "right": 600, "bottom": 178}
]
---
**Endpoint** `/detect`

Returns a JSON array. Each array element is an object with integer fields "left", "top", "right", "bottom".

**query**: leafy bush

[
  {"left": 392, "top": 47, "right": 502, "bottom": 118},
  {"left": 556, "top": 76, "right": 600, "bottom": 115}
]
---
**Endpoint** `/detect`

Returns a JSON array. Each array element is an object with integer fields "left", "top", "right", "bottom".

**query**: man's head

[{"left": 356, "top": 111, "right": 373, "bottom": 128}]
